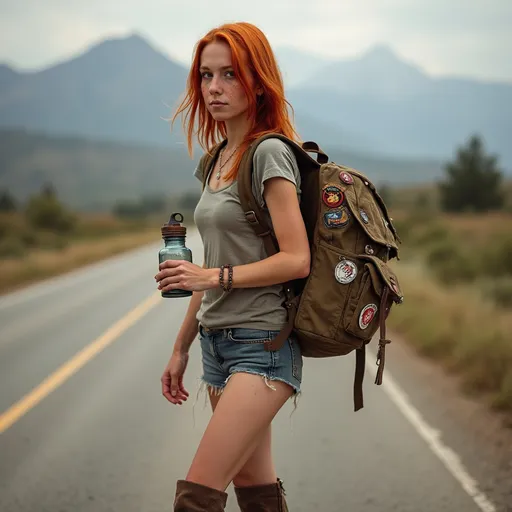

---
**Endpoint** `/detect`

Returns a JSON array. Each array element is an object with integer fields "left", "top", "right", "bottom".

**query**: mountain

[
  {"left": 0, "top": 34, "right": 189, "bottom": 147},
  {"left": 296, "top": 45, "right": 431, "bottom": 98},
  {"left": 0, "top": 128, "right": 443, "bottom": 211},
  {"left": 286, "top": 45, "right": 512, "bottom": 164},
  {"left": 0, "top": 34, "right": 511, "bottom": 167},
  {"left": 274, "top": 46, "right": 333, "bottom": 88},
  {"left": 0, "top": 64, "right": 21, "bottom": 89}
]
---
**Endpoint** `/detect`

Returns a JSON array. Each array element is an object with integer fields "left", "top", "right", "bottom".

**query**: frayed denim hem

[{"left": 192, "top": 371, "right": 301, "bottom": 423}]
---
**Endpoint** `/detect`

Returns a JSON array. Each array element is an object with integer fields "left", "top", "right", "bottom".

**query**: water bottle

[{"left": 158, "top": 213, "right": 193, "bottom": 298}]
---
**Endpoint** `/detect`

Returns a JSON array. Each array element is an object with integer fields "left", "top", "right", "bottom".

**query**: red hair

[{"left": 172, "top": 22, "right": 300, "bottom": 180}]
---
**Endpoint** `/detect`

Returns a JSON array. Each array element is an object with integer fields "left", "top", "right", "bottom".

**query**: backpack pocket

[
  {"left": 294, "top": 240, "right": 403, "bottom": 357},
  {"left": 295, "top": 240, "right": 349, "bottom": 341},
  {"left": 342, "top": 255, "right": 403, "bottom": 341}
]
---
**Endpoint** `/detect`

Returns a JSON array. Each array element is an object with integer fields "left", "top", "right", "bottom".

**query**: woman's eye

[
  {"left": 225, "top": 70, "right": 235, "bottom": 78},
  {"left": 201, "top": 72, "right": 212, "bottom": 79}
]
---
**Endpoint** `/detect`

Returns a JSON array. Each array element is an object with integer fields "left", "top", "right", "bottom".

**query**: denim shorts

[{"left": 198, "top": 325, "right": 303, "bottom": 396}]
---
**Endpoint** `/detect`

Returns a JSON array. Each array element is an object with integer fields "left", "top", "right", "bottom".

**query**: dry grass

[
  {"left": 388, "top": 260, "right": 512, "bottom": 414},
  {"left": 0, "top": 228, "right": 158, "bottom": 295}
]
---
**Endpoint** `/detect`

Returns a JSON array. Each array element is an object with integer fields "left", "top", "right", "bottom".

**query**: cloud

[{"left": 0, "top": 0, "right": 510, "bottom": 81}]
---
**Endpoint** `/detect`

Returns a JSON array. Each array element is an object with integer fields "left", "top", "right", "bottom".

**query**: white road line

[{"left": 365, "top": 356, "right": 496, "bottom": 512}]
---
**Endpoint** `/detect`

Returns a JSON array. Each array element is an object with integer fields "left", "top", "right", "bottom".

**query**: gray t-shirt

[{"left": 193, "top": 138, "right": 301, "bottom": 330}]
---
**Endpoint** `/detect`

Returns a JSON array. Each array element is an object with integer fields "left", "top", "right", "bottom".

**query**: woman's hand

[
  {"left": 161, "top": 350, "right": 190, "bottom": 405},
  {"left": 155, "top": 260, "right": 218, "bottom": 293}
]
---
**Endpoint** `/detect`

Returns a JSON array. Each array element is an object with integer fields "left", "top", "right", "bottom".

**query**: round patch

[
  {"left": 323, "top": 207, "right": 350, "bottom": 228},
  {"left": 335, "top": 259, "right": 358, "bottom": 284},
  {"left": 359, "top": 208, "right": 369, "bottom": 224},
  {"left": 359, "top": 304, "right": 378, "bottom": 330},
  {"left": 322, "top": 184, "right": 344, "bottom": 208},
  {"left": 365, "top": 244, "right": 374, "bottom": 255},
  {"left": 339, "top": 171, "right": 354, "bottom": 185}
]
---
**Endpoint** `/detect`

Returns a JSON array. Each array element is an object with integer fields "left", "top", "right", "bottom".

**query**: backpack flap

[
  {"left": 362, "top": 255, "right": 404, "bottom": 304},
  {"left": 337, "top": 166, "right": 401, "bottom": 259}
]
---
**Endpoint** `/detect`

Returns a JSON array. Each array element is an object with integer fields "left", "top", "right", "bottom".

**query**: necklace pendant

[{"left": 216, "top": 170, "right": 221, "bottom": 180}]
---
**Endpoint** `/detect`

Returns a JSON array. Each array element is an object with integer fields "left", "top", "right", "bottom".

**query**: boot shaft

[
  {"left": 174, "top": 479, "right": 228, "bottom": 512},
  {"left": 234, "top": 478, "right": 289, "bottom": 511}
]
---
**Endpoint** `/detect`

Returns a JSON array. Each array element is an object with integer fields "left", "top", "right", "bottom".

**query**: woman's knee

[{"left": 232, "top": 428, "right": 276, "bottom": 488}]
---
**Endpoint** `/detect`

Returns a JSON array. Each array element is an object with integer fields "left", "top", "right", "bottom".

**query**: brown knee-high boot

[
  {"left": 234, "top": 478, "right": 289, "bottom": 511},
  {"left": 173, "top": 479, "right": 228, "bottom": 512}
]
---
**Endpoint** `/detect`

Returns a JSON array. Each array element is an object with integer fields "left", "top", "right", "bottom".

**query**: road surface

[{"left": 1, "top": 231, "right": 510, "bottom": 511}]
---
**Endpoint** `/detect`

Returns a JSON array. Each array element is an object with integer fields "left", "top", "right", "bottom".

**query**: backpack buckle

[{"left": 245, "top": 211, "right": 260, "bottom": 225}]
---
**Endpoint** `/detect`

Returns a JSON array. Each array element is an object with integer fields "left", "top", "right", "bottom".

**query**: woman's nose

[{"left": 209, "top": 75, "right": 222, "bottom": 95}]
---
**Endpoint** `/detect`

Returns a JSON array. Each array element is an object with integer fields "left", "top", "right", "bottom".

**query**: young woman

[{"left": 155, "top": 21, "right": 310, "bottom": 512}]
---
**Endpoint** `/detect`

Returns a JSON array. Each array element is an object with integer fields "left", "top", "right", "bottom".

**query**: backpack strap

[
  {"left": 353, "top": 286, "right": 392, "bottom": 411},
  {"left": 237, "top": 133, "right": 325, "bottom": 352}
]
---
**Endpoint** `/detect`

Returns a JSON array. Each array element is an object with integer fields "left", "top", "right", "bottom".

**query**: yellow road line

[{"left": 0, "top": 291, "right": 161, "bottom": 435}]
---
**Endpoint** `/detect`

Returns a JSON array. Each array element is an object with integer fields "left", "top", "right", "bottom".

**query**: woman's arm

[
  {"left": 156, "top": 176, "right": 310, "bottom": 293},
  {"left": 172, "top": 290, "right": 203, "bottom": 353},
  {"left": 225, "top": 176, "right": 310, "bottom": 287}
]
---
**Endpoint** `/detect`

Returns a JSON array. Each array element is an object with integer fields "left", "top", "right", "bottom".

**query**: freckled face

[{"left": 200, "top": 41, "right": 253, "bottom": 123}]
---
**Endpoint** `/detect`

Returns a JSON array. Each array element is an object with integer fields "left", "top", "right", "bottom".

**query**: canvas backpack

[{"left": 198, "top": 133, "right": 404, "bottom": 411}]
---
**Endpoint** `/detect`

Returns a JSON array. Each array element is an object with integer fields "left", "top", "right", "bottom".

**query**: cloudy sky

[{"left": 1, "top": 0, "right": 510, "bottom": 82}]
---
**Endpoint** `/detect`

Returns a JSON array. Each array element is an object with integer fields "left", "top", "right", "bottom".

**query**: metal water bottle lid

[{"left": 161, "top": 213, "right": 186, "bottom": 238}]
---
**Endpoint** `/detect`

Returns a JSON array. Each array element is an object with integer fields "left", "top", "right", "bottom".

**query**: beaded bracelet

[
  {"left": 219, "top": 265, "right": 226, "bottom": 290},
  {"left": 219, "top": 264, "right": 233, "bottom": 292},
  {"left": 226, "top": 264, "right": 233, "bottom": 292}
]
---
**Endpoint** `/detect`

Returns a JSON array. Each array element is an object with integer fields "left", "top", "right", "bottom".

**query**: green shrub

[
  {"left": 478, "top": 277, "right": 512, "bottom": 308},
  {"left": 411, "top": 222, "right": 451, "bottom": 249},
  {"left": 426, "top": 239, "right": 478, "bottom": 284},
  {"left": 25, "top": 191, "right": 76, "bottom": 233},
  {"left": 0, "top": 236, "right": 26, "bottom": 258},
  {"left": 480, "top": 235, "right": 512, "bottom": 277}
]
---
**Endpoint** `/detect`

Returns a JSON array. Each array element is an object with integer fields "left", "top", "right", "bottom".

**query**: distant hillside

[
  {"left": 0, "top": 33, "right": 510, "bottom": 165},
  {"left": 0, "top": 129, "right": 444, "bottom": 211},
  {"left": 0, "top": 35, "right": 189, "bottom": 148},
  {"left": 0, "top": 129, "right": 200, "bottom": 210},
  {"left": 0, "top": 34, "right": 356, "bottom": 150},
  {"left": 286, "top": 45, "right": 512, "bottom": 163}
]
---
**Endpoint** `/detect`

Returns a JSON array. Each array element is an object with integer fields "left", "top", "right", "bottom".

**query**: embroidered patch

[
  {"left": 335, "top": 259, "right": 358, "bottom": 284},
  {"left": 359, "top": 304, "right": 378, "bottom": 330},
  {"left": 323, "top": 207, "right": 350, "bottom": 228},
  {"left": 365, "top": 244, "right": 374, "bottom": 255},
  {"left": 339, "top": 171, "right": 354, "bottom": 185},
  {"left": 359, "top": 208, "right": 369, "bottom": 224},
  {"left": 322, "top": 184, "right": 344, "bottom": 208}
]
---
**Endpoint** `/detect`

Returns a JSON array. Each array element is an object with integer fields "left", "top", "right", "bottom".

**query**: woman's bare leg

[
  {"left": 208, "top": 391, "right": 277, "bottom": 488},
  {"left": 186, "top": 372, "right": 293, "bottom": 491}
]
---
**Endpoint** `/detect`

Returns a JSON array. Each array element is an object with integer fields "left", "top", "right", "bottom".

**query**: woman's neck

[{"left": 224, "top": 115, "right": 252, "bottom": 151}]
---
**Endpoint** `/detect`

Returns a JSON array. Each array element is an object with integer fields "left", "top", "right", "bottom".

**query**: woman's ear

[{"left": 256, "top": 85, "right": 264, "bottom": 96}]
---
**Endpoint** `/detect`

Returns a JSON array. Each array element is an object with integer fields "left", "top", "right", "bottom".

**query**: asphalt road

[{"left": 0, "top": 231, "right": 509, "bottom": 512}]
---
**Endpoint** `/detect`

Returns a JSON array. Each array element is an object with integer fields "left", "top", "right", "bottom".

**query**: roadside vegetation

[
  {"left": 386, "top": 135, "right": 512, "bottom": 417},
  {"left": 0, "top": 184, "right": 197, "bottom": 294}
]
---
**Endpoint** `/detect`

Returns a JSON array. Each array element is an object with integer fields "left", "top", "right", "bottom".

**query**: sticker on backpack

[
  {"left": 334, "top": 259, "right": 358, "bottom": 284},
  {"left": 323, "top": 207, "right": 350, "bottom": 229},
  {"left": 359, "top": 208, "right": 370, "bottom": 224},
  {"left": 322, "top": 184, "right": 344, "bottom": 209},
  {"left": 359, "top": 304, "right": 378, "bottom": 330},
  {"left": 339, "top": 171, "right": 354, "bottom": 185}
]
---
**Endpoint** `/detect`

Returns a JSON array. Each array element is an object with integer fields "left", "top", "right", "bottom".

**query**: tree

[
  {"left": 438, "top": 135, "right": 504, "bottom": 212},
  {"left": 0, "top": 189, "right": 17, "bottom": 212},
  {"left": 25, "top": 184, "right": 75, "bottom": 233}
]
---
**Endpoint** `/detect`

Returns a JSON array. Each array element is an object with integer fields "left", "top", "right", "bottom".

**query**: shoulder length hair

[{"left": 172, "top": 22, "right": 300, "bottom": 180}]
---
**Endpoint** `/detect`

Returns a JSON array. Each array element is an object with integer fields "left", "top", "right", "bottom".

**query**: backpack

[{"left": 198, "top": 133, "right": 403, "bottom": 411}]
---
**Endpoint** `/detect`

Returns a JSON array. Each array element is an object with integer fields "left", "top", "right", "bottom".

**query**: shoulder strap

[
  {"left": 237, "top": 133, "right": 327, "bottom": 257},
  {"left": 236, "top": 133, "right": 327, "bottom": 354},
  {"left": 198, "top": 141, "right": 227, "bottom": 190}
]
